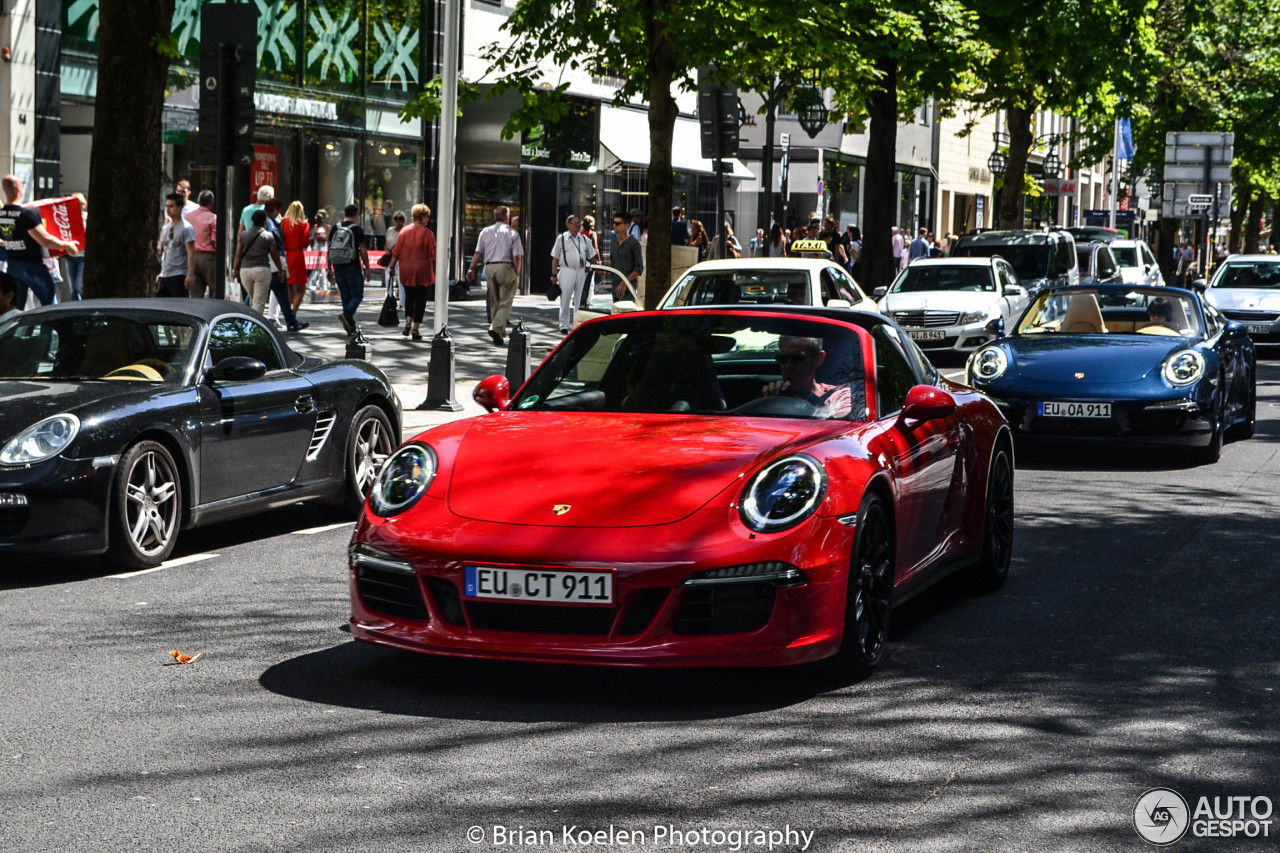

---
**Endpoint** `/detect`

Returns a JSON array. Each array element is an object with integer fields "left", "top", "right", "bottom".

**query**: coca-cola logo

[{"left": 51, "top": 202, "right": 73, "bottom": 239}]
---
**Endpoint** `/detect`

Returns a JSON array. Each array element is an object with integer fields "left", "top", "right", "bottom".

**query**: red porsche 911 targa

[{"left": 349, "top": 307, "right": 1013, "bottom": 677}]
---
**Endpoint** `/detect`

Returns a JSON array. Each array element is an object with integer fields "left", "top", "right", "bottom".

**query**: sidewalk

[{"left": 282, "top": 291, "right": 566, "bottom": 437}]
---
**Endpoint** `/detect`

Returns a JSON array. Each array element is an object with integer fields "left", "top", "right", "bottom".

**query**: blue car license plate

[{"left": 1038, "top": 401, "right": 1111, "bottom": 418}]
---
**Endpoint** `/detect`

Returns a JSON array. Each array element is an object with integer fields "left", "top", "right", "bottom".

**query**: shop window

[{"left": 305, "top": 0, "right": 364, "bottom": 93}]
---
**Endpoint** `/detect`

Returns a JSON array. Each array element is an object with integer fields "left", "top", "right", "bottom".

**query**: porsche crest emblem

[
  {"left": 1075, "top": 372, "right": 1085, "bottom": 379},
  {"left": 552, "top": 504, "right": 572, "bottom": 515}
]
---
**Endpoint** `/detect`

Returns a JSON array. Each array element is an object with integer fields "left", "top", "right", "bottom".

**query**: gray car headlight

[
  {"left": 739, "top": 454, "right": 827, "bottom": 533},
  {"left": 960, "top": 311, "right": 988, "bottom": 325},
  {"left": 368, "top": 443, "right": 437, "bottom": 517},
  {"left": 1162, "top": 350, "right": 1205, "bottom": 387},
  {"left": 0, "top": 414, "right": 81, "bottom": 466},
  {"left": 969, "top": 347, "right": 1008, "bottom": 382}
]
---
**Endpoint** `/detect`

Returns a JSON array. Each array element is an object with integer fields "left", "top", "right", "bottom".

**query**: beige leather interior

[{"left": 1061, "top": 293, "right": 1107, "bottom": 334}]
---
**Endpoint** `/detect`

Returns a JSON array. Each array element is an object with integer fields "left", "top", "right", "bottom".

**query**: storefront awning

[{"left": 600, "top": 106, "right": 753, "bottom": 178}]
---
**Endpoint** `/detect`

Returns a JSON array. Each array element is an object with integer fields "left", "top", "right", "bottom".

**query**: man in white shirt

[
  {"left": 891, "top": 226, "right": 905, "bottom": 272},
  {"left": 549, "top": 213, "right": 597, "bottom": 334},
  {"left": 466, "top": 206, "right": 524, "bottom": 346}
]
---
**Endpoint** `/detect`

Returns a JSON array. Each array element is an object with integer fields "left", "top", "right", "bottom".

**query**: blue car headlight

[
  {"left": 0, "top": 414, "right": 81, "bottom": 466},
  {"left": 968, "top": 347, "right": 1008, "bottom": 383},
  {"left": 739, "top": 454, "right": 827, "bottom": 533},
  {"left": 368, "top": 443, "right": 437, "bottom": 517},
  {"left": 1162, "top": 350, "right": 1205, "bottom": 387}
]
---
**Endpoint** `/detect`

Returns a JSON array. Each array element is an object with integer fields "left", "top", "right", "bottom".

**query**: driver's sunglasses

[
  {"left": 776, "top": 353, "right": 815, "bottom": 365},
  {"left": 612, "top": 220, "right": 627, "bottom": 227}
]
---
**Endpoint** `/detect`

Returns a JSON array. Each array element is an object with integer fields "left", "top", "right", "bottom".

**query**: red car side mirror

[
  {"left": 900, "top": 385, "right": 956, "bottom": 424},
  {"left": 474, "top": 375, "right": 512, "bottom": 412}
]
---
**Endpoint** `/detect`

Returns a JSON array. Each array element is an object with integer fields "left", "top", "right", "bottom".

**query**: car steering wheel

[{"left": 102, "top": 362, "right": 166, "bottom": 381}]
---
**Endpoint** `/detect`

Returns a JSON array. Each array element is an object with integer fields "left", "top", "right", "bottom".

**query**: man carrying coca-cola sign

[{"left": 0, "top": 174, "right": 79, "bottom": 309}]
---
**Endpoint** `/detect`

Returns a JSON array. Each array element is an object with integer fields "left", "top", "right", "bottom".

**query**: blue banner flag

[{"left": 1117, "top": 118, "right": 1135, "bottom": 160}]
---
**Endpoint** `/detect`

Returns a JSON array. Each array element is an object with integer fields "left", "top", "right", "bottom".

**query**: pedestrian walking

[
  {"left": 628, "top": 209, "right": 644, "bottom": 244},
  {"left": 671, "top": 206, "right": 689, "bottom": 247},
  {"left": 611, "top": 211, "right": 643, "bottom": 301},
  {"left": 282, "top": 201, "right": 312, "bottom": 315},
  {"left": 767, "top": 223, "right": 788, "bottom": 258},
  {"left": 65, "top": 192, "right": 88, "bottom": 300},
  {"left": 156, "top": 192, "right": 195, "bottom": 297},
  {"left": 327, "top": 203, "right": 372, "bottom": 335},
  {"left": 0, "top": 271, "right": 21, "bottom": 322},
  {"left": 891, "top": 226, "right": 905, "bottom": 272},
  {"left": 689, "top": 219, "right": 710, "bottom": 261},
  {"left": 386, "top": 209, "right": 407, "bottom": 303},
  {"left": 579, "top": 214, "right": 601, "bottom": 308},
  {"left": 748, "top": 228, "right": 767, "bottom": 257},
  {"left": 908, "top": 227, "right": 930, "bottom": 265},
  {"left": 708, "top": 221, "right": 743, "bottom": 259},
  {"left": 233, "top": 209, "right": 281, "bottom": 314},
  {"left": 0, "top": 174, "right": 78, "bottom": 309},
  {"left": 550, "top": 213, "right": 598, "bottom": 334},
  {"left": 184, "top": 190, "right": 218, "bottom": 298},
  {"left": 175, "top": 179, "right": 199, "bottom": 216},
  {"left": 822, "top": 217, "right": 848, "bottom": 268},
  {"left": 238, "top": 184, "right": 273, "bottom": 241},
  {"left": 466, "top": 205, "right": 524, "bottom": 346},
  {"left": 1175, "top": 240, "right": 1195, "bottom": 286},
  {"left": 389, "top": 203, "right": 436, "bottom": 341},
  {"left": 846, "top": 226, "right": 863, "bottom": 281}
]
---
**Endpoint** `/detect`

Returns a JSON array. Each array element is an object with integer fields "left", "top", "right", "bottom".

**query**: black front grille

[
  {"left": 427, "top": 578, "right": 466, "bottom": 626},
  {"left": 617, "top": 588, "right": 670, "bottom": 636},
  {"left": 0, "top": 507, "right": 30, "bottom": 537},
  {"left": 1223, "top": 310, "right": 1280, "bottom": 322},
  {"left": 466, "top": 602, "right": 618, "bottom": 635},
  {"left": 893, "top": 310, "right": 962, "bottom": 328},
  {"left": 673, "top": 583, "right": 776, "bottom": 635},
  {"left": 357, "top": 565, "right": 429, "bottom": 621},
  {"left": 1028, "top": 416, "right": 1121, "bottom": 436}
]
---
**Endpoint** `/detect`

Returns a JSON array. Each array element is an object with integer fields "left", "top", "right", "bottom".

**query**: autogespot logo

[{"left": 1135, "top": 788, "right": 1191, "bottom": 846}]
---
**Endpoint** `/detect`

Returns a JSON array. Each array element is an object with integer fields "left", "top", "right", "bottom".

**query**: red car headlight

[
  {"left": 739, "top": 454, "right": 827, "bottom": 533},
  {"left": 368, "top": 443, "right": 437, "bottom": 517}
]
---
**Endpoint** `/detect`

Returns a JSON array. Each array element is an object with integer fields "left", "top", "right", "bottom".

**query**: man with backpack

[{"left": 326, "top": 203, "right": 371, "bottom": 335}]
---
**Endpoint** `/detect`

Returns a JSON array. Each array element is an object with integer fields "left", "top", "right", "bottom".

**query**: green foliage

[{"left": 149, "top": 32, "right": 181, "bottom": 60}]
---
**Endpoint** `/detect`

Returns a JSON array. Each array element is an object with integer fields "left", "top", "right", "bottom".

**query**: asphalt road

[{"left": 2, "top": 360, "right": 1278, "bottom": 853}]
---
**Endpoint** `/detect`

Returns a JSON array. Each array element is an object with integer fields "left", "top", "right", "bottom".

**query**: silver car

[
  {"left": 1200, "top": 254, "right": 1280, "bottom": 345},
  {"left": 875, "top": 257, "right": 1029, "bottom": 353},
  {"left": 1110, "top": 239, "right": 1165, "bottom": 286}
]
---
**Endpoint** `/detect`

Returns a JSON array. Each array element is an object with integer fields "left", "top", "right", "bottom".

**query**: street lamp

[
  {"left": 986, "top": 150, "right": 1007, "bottom": 178},
  {"left": 1042, "top": 150, "right": 1062, "bottom": 180},
  {"left": 796, "top": 85, "right": 829, "bottom": 139}
]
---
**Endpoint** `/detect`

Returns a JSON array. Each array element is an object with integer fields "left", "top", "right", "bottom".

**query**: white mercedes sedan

[{"left": 875, "top": 257, "right": 1030, "bottom": 353}]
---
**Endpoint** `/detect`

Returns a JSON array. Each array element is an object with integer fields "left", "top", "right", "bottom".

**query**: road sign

[
  {"left": 1187, "top": 193, "right": 1214, "bottom": 205},
  {"left": 1165, "top": 131, "right": 1234, "bottom": 149},
  {"left": 1164, "top": 163, "right": 1232, "bottom": 182},
  {"left": 196, "top": 4, "right": 259, "bottom": 167}
]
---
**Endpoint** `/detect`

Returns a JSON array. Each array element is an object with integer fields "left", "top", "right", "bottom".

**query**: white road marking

[
  {"left": 107, "top": 553, "right": 220, "bottom": 579},
  {"left": 292, "top": 522, "right": 355, "bottom": 535}
]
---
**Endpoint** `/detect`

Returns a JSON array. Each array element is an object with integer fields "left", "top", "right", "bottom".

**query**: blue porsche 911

[{"left": 965, "top": 284, "right": 1255, "bottom": 463}]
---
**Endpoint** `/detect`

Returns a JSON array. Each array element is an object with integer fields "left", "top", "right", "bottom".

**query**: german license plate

[
  {"left": 909, "top": 330, "right": 945, "bottom": 341},
  {"left": 1038, "top": 401, "right": 1111, "bottom": 418},
  {"left": 1245, "top": 324, "right": 1271, "bottom": 334},
  {"left": 464, "top": 565, "right": 614, "bottom": 605}
]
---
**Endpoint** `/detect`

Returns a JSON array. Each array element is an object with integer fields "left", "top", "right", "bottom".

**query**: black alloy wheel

[
  {"left": 1194, "top": 378, "right": 1225, "bottom": 465},
  {"left": 1227, "top": 360, "right": 1256, "bottom": 441},
  {"left": 343, "top": 405, "right": 394, "bottom": 514},
  {"left": 972, "top": 445, "right": 1014, "bottom": 592},
  {"left": 831, "top": 492, "right": 894, "bottom": 680},
  {"left": 107, "top": 440, "right": 183, "bottom": 570}
]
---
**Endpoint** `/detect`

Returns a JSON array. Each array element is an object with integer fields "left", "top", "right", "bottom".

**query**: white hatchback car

[
  {"left": 657, "top": 258, "right": 878, "bottom": 312},
  {"left": 1109, "top": 239, "right": 1165, "bottom": 286},
  {"left": 875, "top": 257, "right": 1030, "bottom": 353},
  {"left": 1200, "top": 254, "right": 1280, "bottom": 346}
]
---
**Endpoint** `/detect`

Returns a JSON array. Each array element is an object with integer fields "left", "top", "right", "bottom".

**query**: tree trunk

[
  {"left": 1229, "top": 178, "right": 1250, "bottom": 254},
  {"left": 1156, "top": 217, "right": 1178, "bottom": 284},
  {"left": 1244, "top": 193, "right": 1264, "bottom": 254},
  {"left": 861, "top": 55, "right": 898, "bottom": 293},
  {"left": 85, "top": 0, "right": 174, "bottom": 298},
  {"left": 642, "top": 9, "right": 676, "bottom": 310},
  {"left": 999, "top": 104, "right": 1032, "bottom": 229}
]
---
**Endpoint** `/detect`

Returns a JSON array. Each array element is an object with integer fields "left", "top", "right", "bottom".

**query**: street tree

[
  {"left": 963, "top": 0, "right": 1158, "bottom": 230},
  {"left": 84, "top": 0, "right": 176, "bottom": 297}
]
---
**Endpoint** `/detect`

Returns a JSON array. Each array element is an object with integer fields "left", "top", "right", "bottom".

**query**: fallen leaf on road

[{"left": 169, "top": 649, "right": 203, "bottom": 665}]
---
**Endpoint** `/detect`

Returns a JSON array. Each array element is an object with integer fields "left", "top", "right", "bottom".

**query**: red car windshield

[{"left": 513, "top": 313, "right": 867, "bottom": 420}]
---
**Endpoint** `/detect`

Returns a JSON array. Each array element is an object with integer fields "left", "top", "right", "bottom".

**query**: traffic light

[{"left": 196, "top": 4, "right": 258, "bottom": 167}]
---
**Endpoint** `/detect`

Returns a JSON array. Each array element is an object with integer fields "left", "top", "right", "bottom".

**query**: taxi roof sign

[{"left": 788, "top": 239, "right": 832, "bottom": 257}]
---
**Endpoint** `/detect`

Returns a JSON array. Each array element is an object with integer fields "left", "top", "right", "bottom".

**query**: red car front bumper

[{"left": 348, "top": 497, "right": 856, "bottom": 668}]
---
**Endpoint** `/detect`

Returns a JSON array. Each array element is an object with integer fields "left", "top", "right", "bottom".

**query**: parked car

[
  {"left": 0, "top": 300, "right": 400, "bottom": 568},
  {"left": 1196, "top": 254, "right": 1280, "bottom": 346},
  {"left": 951, "top": 229, "right": 1079, "bottom": 298},
  {"left": 350, "top": 307, "right": 1014, "bottom": 678},
  {"left": 657, "top": 257, "right": 878, "bottom": 312},
  {"left": 1109, "top": 239, "right": 1165, "bottom": 287},
  {"left": 965, "top": 284, "right": 1255, "bottom": 463},
  {"left": 874, "top": 257, "right": 1029, "bottom": 353},
  {"left": 1066, "top": 225, "right": 1121, "bottom": 245},
  {"left": 1075, "top": 241, "right": 1123, "bottom": 285}
]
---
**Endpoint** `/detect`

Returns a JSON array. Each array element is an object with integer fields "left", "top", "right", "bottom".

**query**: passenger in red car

[{"left": 763, "top": 335, "right": 852, "bottom": 417}]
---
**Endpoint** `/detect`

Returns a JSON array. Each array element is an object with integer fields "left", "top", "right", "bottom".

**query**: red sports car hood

[{"left": 447, "top": 412, "right": 832, "bottom": 527}]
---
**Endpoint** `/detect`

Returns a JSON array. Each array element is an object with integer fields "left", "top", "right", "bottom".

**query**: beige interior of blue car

[{"left": 1060, "top": 293, "right": 1107, "bottom": 333}]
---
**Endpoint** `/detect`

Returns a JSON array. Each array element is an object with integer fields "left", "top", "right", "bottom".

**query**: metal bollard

[
  {"left": 417, "top": 326, "right": 462, "bottom": 411},
  {"left": 505, "top": 318, "right": 531, "bottom": 390},
  {"left": 345, "top": 327, "right": 372, "bottom": 361}
]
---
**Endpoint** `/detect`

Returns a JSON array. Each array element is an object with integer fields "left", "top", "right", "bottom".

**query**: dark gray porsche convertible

[{"left": 0, "top": 300, "right": 400, "bottom": 568}]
